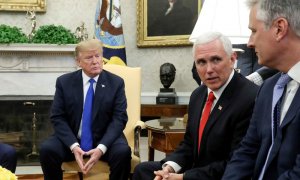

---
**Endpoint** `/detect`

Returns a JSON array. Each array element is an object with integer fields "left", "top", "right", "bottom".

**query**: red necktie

[{"left": 198, "top": 91, "right": 215, "bottom": 151}]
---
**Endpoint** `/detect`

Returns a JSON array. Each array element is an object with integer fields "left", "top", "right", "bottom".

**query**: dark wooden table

[
  {"left": 141, "top": 104, "right": 188, "bottom": 118},
  {"left": 145, "top": 118, "right": 186, "bottom": 161}
]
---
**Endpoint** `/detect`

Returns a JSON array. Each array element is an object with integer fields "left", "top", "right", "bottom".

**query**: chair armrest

[{"left": 134, "top": 120, "right": 145, "bottom": 157}]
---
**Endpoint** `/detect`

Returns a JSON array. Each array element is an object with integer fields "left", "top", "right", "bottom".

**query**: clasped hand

[
  {"left": 72, "top": 146, "right": 103, "bottom": 174},
  {"left": 154, "top": 165, "right": 183, "bottom": 180}
]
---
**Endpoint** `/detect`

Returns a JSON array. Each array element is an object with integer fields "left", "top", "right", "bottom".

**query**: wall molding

[{"left": 0, "top": 44, "right": 76, "bottom": 53}]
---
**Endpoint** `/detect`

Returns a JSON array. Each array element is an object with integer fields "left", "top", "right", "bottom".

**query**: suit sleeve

[
  {"left": 96, "top": 78, "right": 128, "bottom": 148},
  {"left": 278, "top": 154, "right": 300, "bottom": 179},
  {"left": 256, "top": 66, "right": 278, "bottom": 80},
  {"left": 222, "top": 87, "right": 264, "bottom": 180},
  {"left": 161, "top": 91, "right": 200, "bottom": 171},
  {"left": 51, "top": 77, "right": 78, "bottom": 147}
]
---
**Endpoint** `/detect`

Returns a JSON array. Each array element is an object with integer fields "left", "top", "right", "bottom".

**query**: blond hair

[{"left": 75, "top": 39, "right": 103, "bottom": 58}]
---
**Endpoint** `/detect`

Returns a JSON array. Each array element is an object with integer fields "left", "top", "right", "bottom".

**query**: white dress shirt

[
  {"left": 280, "top": 61, "right": 300, "bottom": 124},
  {"left": 246, "top": 72, "right": 264, "bottom": 86},
  {"left": 70, "top": 71, "right": 107, "bottom": 154}
]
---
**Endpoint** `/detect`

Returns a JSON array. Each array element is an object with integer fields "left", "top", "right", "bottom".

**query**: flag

[{"left": 95, "top": 0, "right": 127, "bottom": 65}]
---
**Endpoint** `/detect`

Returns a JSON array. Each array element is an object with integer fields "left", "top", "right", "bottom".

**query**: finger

[
  {"left": 154, "top": 175, "right": 162, "bottom": 180},
  {"left": 84, "top": 149, "right": 93, "bottom": 156},
  {"left": 75, "top": 157, "right": 85, "bottom": 170},
  {"left": 83, "top": 157, "right": 95, "bottom": 169},
  {"left": 154, "top": 171, "right": 164, "bottom": 178},
  {"left": 82, "top": 161, "right": 94, "bottom": 174}
]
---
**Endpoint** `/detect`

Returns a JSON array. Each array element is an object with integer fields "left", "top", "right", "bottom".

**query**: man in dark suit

[
  {"left": 222, "top": 0, "right": 300, "bottom": 179},
  {"left": 39, "top": 39, "right": 131, "bottom": 180},
  {"left": 133, "top": 32, "right": 258, "bottom": 180},
  {"left": 0, "top": 143, "right": 17, "bottom": 172}
]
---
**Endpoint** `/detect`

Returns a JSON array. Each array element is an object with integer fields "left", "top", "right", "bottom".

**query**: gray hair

[
  {"left": 192, "top": 32, "right": 233, "bottom": 58},
  {"left": 247, "top": 0, "right": 300, "bottom": 37}
]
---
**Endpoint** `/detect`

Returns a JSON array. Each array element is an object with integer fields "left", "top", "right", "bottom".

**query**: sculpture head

[{"left": 160, "top": 63, "right": 176, "bottom": 89}]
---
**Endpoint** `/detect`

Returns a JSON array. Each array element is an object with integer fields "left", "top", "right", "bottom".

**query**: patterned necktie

[
  {"left": 198, "top": 91, "right": 215, "bottom": 151},
  {"left": 272, "top": 73, "right": 292, "bottom": 138},
  {"left": 259, "top": 73, "right": 292, "bottom": 180},
  {"left": 81, "top": 79, "right": 95, "bottom": 151}
]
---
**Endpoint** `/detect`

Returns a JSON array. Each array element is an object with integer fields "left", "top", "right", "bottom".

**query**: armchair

[{"left": 62, "top": 64, "right": 145, "bottom": 180}]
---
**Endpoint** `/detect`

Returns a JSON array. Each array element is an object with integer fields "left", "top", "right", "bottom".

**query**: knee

[
  {"left": 40, "top": 141, "right": 50, "bottom": 154},
  {"left": 133, "top": 161, "right": 155, "bottom": 179},
  {"left": 134, "top": 161, "right": 149, "bottom": 173},
  {"left": 4, "top": 146, "right": 16, "bottom": 160},
  {"left": 120, "top": 145, "right": 131, "bottom": 159},
  {"left": 39, "top": 140, "right": 58, "bottom": 160},
  {"left": 115, "top": 145, "right": 131, "bottom": 161}
]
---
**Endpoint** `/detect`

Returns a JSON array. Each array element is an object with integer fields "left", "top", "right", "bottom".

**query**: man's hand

[
  {"left": 162, "top": 173, "right": 183, "bottom": 180},
  {"left": 82, "top": 148, "right": 103, "bottom": 174},
  {"left": 72, "top": 146, "right": 87, "bottom": 173},
  {"left": 72, "top": 146, "right": 103, "bottom": 174},
  {"left": 154, "top": 165, "right": 176, "bottom": 180}
]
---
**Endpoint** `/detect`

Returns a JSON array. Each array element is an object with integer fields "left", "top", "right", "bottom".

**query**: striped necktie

[{"left": 81, "top": 79, "right": 95, "bottom": 151}]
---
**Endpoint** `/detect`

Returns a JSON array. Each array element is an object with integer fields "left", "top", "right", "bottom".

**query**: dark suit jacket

[
  {"left": 222, "top": 73, "right": 300, "bottom": 180},
  {"left": 256, "top": 66, "right": 278, "bottom": 80},
  {"left": 50, "top": 69, "right": 128, "bottom": 149},
  {"left": 233, "top": 44, "right": 261, "bottom": 76},
  {"left": 161, "top": 72, "right": 258, "bottom": 180}
]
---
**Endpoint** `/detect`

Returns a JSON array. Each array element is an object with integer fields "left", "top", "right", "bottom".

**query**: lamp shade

[{"left": 189, "top": 0, "right": 250, "bottom": 44}]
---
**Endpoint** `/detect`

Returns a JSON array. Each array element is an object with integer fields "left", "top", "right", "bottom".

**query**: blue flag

[{"left": 95, "top": 0, "right": 127, "bottom": 65}]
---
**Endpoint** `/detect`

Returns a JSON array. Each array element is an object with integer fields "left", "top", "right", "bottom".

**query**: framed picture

[
  {"left": 137, "top": 0, "right": 202, "bottom": 47},
  {"left": 0, "top": 0, "right": 46, "bottom": 12}
]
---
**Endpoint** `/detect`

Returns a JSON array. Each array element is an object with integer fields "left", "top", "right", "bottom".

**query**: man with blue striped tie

[{"left": 222, "top": 0, "right": 300, "bottom": 179}]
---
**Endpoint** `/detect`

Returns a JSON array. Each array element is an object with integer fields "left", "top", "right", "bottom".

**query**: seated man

[
  {"left": 133, "top": 32, "right": 259, "bottom": 180},
  {"left": 0, "top": 143, "right": 17, "bottom": 173},
  {"left": 39, "top": 39, "right": 131, "bottom": 180}
]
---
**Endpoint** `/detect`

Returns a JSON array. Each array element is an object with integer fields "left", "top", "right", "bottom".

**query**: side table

[{"left": 145, "top": 118, "right": 186, "bottom": 161}]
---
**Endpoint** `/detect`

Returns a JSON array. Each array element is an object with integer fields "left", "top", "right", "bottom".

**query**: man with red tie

[{"left": 133, "top": 32, "right": 258, "bottom": 180}]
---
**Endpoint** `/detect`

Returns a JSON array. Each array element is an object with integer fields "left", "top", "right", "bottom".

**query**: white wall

[{"left": 0, "top": 0, "right": 198, "bottom": 99}]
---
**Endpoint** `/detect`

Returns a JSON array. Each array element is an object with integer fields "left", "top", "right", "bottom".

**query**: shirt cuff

[
  {"left": 163, "top": 161, "right": 182, "bottom": 173},
  {"left": 97, "top": 144, "right": 107, "bottom": 154},
  {"left": 70, "top": 142, "right": 80, "bottom": 152},
  {"left": 246, "top": 72, "right": 264, "bottom": 86}
]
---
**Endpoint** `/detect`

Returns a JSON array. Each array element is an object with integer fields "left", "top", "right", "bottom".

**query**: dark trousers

[
  {"left": 0, "top": 143, "right": 17, "bottom": 173},
  {"left": 133, "top": 161, "right": 162, "bottom": 180},
  {"left": 39, "top": 135, "right": 131, "bottom": 180}
]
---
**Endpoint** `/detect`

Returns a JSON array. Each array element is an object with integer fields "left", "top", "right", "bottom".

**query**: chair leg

[
  {"left": 129, "top": 173, "right": 133, "bottom": 180},
  {"left": 78, "top": 172, "right": 83, "bottom": 180}
]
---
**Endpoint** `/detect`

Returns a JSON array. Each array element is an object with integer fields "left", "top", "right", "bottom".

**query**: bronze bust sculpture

[
  {"left": 157, "top": 63, "right": 177, "bottom": 104},
  {"left": 160, "top": 62, "right": 176, "bottom": 89}
]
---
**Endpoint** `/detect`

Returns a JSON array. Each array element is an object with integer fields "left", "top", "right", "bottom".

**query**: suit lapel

[
  {"left": 92, "top": 71, "right": 107, "bottom": 122},
  {"left": 280, "top": 87, "right": 300, "bottom": 127},
  {"left": 73, "top": 70, "right": 84, "bottom": 132},
  {"left": 203, "top": 73, "right": 238, "bottom": 137},
  {"left": 195, "top": 88, "right": 208, "bottom": 128},
  {"left": 193, "top": 86, "right": 207, "bottom": 156},
  {"left": 264, "top": 79, "right": 300, "bottom": 170}
]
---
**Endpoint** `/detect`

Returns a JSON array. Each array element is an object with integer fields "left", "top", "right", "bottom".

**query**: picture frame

[
  {"left": 137, "top": 0, "right": 202, "bottom": 47},
  {"left": 0, "top": 0, "right": 46, "bottom": 12}
]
